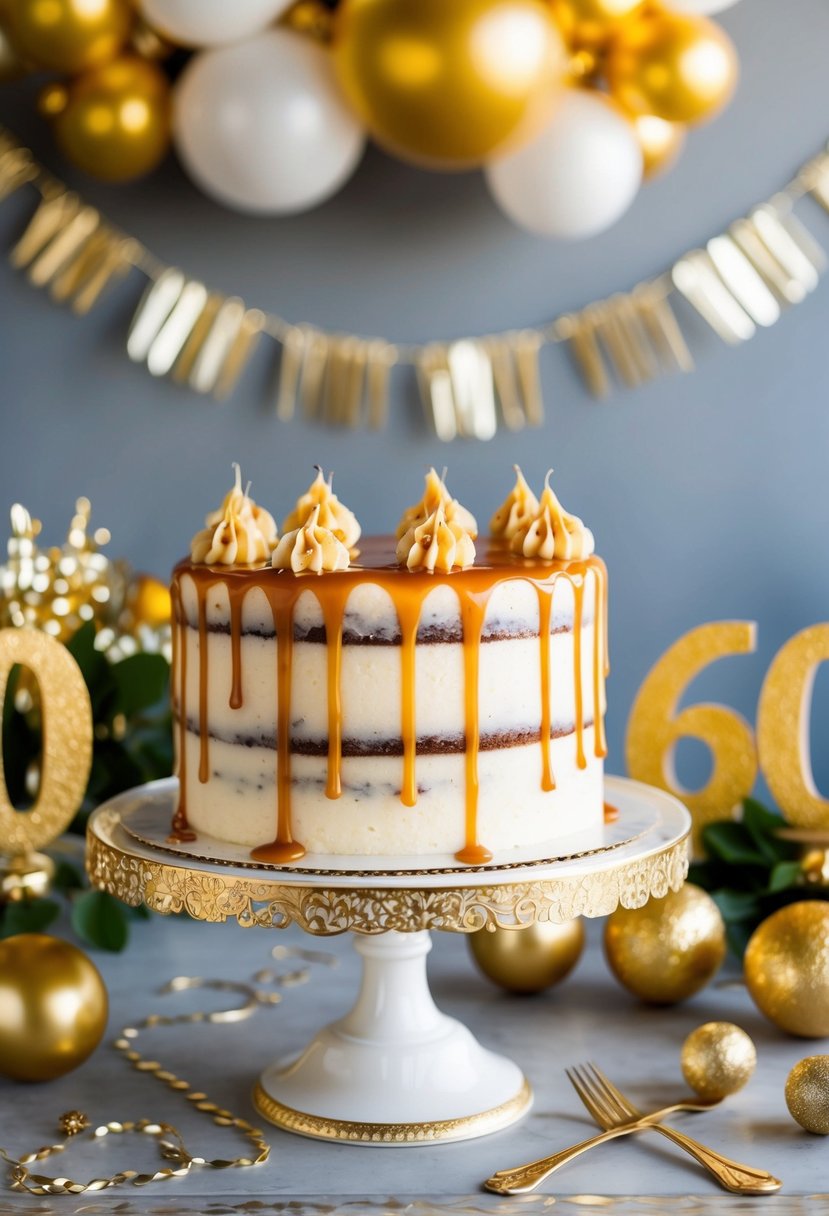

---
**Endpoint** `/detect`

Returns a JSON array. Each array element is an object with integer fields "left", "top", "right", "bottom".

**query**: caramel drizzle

[
  {"left": 171, "top": 546, "right": 608, "bottom": 866},
  {"left": 169, "top": 583, "right": 195, "bottom": 842}
]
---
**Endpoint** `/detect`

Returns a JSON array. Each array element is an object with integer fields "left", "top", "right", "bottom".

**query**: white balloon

[
  {"left": 667, "top": 0, "right": 740, "bottom": 12},
  {"left": 485, "top": 89, "right": 642, "bottom": 240},
  {"left": 173, "top": 30, "right": 366, "bottom": 215},
  {"left": 140, "top": 0, "right": 292, "bottom": 47}
]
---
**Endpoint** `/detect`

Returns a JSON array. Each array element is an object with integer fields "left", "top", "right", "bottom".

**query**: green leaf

[
  {"left": 111, "top": 654, "right": 169, "bottom": 718},
  {"left": 71, "top": 888, "right": 129, "bottom": 952},
  {"left": 1, "top": 898, "right": 60, "bottom": 938},
  {"left": 702, "top": 821, "right": 766, "bottom": 866},
  {"left": 767, "top": 860, "right": 804, "bottom": 893},
  {"left": 66, "top": 622, "right": 116, "bottom": 718},
  {"left": 741, "top": 798, "right": 794, "bottom": 863},
  {"left": 725, "top": 919, "right": 755, "bottom": 959},
  {"left": 710, "top": 889, "right": 760, "bottom": 921},
  {"left": 52, "top": 859, "right": 85, "bottom": 893}
]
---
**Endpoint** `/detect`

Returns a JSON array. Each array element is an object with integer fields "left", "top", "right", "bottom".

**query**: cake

[{"left": 171, "top": 465, "right": 608, "bottom": 864}]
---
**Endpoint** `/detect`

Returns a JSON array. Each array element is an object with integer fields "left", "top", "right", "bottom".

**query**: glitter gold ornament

[
  {"left": 549, "top": 0, "right": 643, "bottom": 50},
  {"left": 785, "top": 1056, "right": 829, "bottom": 1134},
  {"left": 0, "top": 934, "right": 107, "bottom": 1082},
  {"left": 128, "top": 574, "right": 171, "bottom": 632},
  {"left": 681, "top": 1022, "right": 757, "bottom": 1100},
  {"left": 606, "top": 9, "right": 738, "bottom": 125},
  {"left": 744, "top": 902, "right": 829, "bottom": 1037},
  {"left": 604, "top": 883, "right": 726, "bottom": 1005},
  {"left": 6, "top": 0, "right": 131, "bottom": 74},
  {"left": 468, "top": 919, "right": 585, "bottom": 994}
]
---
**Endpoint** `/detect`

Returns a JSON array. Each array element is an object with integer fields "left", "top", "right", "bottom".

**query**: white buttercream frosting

[{"left": 272, "top": 504, "right": 351, "bottom": 574}]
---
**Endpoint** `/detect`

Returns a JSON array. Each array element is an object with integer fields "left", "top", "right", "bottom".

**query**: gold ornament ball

[
  {"left": 7, "top": 0, "right": 131, "bottom": 74},
  {"left": 785, "top": 1056, "right": 829, "bottom": 1135},
  {"left": 130, "top": 574, "right": 171, "bottom": 630},
  {"left": 604, "top": 883, "right": 726, "bottom": 1005},
  {"left": 0, "top": 934, "right": 108, "bottom": 1082},
  {"left": 48, "top": 55, "right": 172, "bottom": 183},
  {"left": 469, "top": 919, "right": 585, "bottom": 994},
  {"left": 606, "top": 10, "right": 738, "bottom": 125},
  {"left": 630, "top": 113, "right": 686, "bottom": 180},
  {"left": 681, "top": 1022, "right": 757, "bottom": 1100},
  {"left": 550, "top": 0, "right": 643, "bottom": 51},
  {"left": 744, "top": 901, "right": 829, "bottom": 1038},
  {"left": 332, "top": 0, "right": 567, "bottom": 170}
]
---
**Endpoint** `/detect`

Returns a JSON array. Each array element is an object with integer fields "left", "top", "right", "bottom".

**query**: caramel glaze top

[{"left": 170, "top": 537, "right": 609, "bottom": 866}]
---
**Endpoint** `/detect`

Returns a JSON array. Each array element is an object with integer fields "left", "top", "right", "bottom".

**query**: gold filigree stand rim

[{"left": 251, "top": 1078, "right": 533, "bottom": 1144}]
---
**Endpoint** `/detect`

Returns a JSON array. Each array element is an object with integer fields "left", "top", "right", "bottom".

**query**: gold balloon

[
  {"left": 785, "top": 1056, "right": 829, "bottom": 1134},
  {"left": 550, "top": 0, "right": 643, "bottom": 50},
  {"left": 469, "top": 919, "right": 585, "bottom": 993},
  {"left": 0, "top": 934, "right": 108, "bottom": 1082},
  {"left": 606, "top": 10, "right": 738, "bottom": 125},
  {"left": 681, "top": 1022, "right": 757, "bottom": 1100},
  {"left": 332, "top": 0, "right": 567, "bottom": 169},
  {"left": 744, "top": 902, "right": 829, "bottom": 1037},
  {"left": 7, "top": 0, "right": 131, "bottom": 74},
  {"left": 0, "top": 18, "right": 26, "bottom": 81},
  {"left": 49, "top": 56, "right": 171, "bottom": 183},
  {"left": 129, "top": 574, "right": 172, "bottom": 631},
  {"left": 631, "top": 113, "right": 686, "bottom": 179},
  {"left": 604, "top": 883, "right": 726, "bottom": 1005}
]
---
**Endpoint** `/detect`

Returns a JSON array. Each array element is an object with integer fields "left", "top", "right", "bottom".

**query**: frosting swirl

[
  {"left": 272, "top": 504, "right": 350, "bottom": 574},
  {"left": 395, "top": 468, "right": 478, "bottom": 540},
  {"left": 282, "top": 468, "right": 361, "bottom": 551},
  {"left": 511, "top": 471, "right": 595, "bottom": 561},
  {"left": 490, "top": 466, "right": 540, "bottom": 541},
  {"left": 190, "top": 464, "right": 277, "bottom": 566},
  {"left": 396, "top": 503, "right": 476, "bottom": 573}
]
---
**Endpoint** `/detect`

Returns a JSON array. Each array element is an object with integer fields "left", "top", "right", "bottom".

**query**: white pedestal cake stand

[{"left": 86, "top": 775, "right": 690, "bottom": 1147}]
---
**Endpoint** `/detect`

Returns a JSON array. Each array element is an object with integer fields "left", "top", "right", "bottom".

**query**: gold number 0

[
  {"left": 758, "top": 624, "right": 829, "bottom": 829},
  {"left": 0, "top": 627, "right": 93, "bottom": 855},
  {"left": 625, "top": 622, "right": 758, "bottom": 848}
]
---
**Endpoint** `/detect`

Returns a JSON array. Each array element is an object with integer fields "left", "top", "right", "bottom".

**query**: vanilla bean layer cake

[{"left": 171, "top": 468, "right": 608, "bottom": 865}]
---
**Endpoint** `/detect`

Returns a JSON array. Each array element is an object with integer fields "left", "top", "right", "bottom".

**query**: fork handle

[
  {"left": 649, "top": 1124, "right": 782, "bottom": 1195},
  {"left": 484, "top": 1125, "right": 638, "bottom": 1195}
]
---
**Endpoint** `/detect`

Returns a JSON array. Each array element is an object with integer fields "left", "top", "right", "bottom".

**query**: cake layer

[{"left": 179, "top": 725, "right": 603, "bottom": 855}]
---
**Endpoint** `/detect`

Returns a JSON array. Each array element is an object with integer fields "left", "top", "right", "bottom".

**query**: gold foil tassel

[
  {"left": 127, "top": 268, "right": 185, "bottom": 363},
  {"left": 26, "top": 205, "right": 100, "bottom": 288},
  {"left": 633, "top": 283, "right": 694, "bottom": 374},
  {"left": 706, "top": 234, "right": 781, "bottom": 327},
  {"left": 322, "top": 336, "right": 357, "bottom": 424},
  {"left": 171, "top": 292, "right": 223, "bottom": 385},
  {"left": 274, "top": 326, "right": 306, "bottom": 421},
  {"left": 365, "top": 340, "right": 397, "bottom": 430},
  {"left": 188, "top": 297, "right": 245, "bottom": 394},
  {"left": 213, "top": 308, "right": 263, "bottom": 400},
  {"left": 299, "top": 329, "right": 329, "bottom": 419},
  {"left": 0, "top": 140, "right": 36, "bottom": 203},
  {"left": 343, "top": 340, "right": 368, "bottom": 427},
  {"left": 146, "top": 280, "right": 208, "bottom": 377},
  {"left": 417, "top": 345, "right": 456, "bottom": 442},
  {"left": 672, "top": 250, "right": 756, "bottom": 343},
  {"left": 448, "top": 339, "right": 497, "bottom": 440},
  {"left": 10, "top": 190, "right": 81, "bottom": 270},
  {"left": 513, "top": 330, "right": 544, "bottom": 426},
  {"left": 485, "top": 336, "right": 525, "bottom": 431},
  {"left": 729, "top": 218, "right": 806, "bottom": 305},
  {"left": 559, "top": 311, "right": 609, "bottom": 398},
  {"left": 749, "top": 204, "right": 822, "bottom": 294}
]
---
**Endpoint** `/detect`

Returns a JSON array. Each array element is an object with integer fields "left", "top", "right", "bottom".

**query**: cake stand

[{"left": 86, "top": 775, "right": 690, "bottom": 1146}]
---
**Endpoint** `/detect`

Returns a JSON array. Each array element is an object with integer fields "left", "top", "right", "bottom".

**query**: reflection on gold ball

[
  {"left": 0, "top": 934, "right": 108, "bottom": 1082},
  {"left": 332, "top": 0, "right": 567, "bottom": 169},
  {"left": 7, "top": 0, "right": 131, "bottom": 74},
  {"left": 604, "top": 884, "right": 726, "bottom": 1005},
  {"left": 550, "top": 0, "right": 643, "bottom": 50},
  {"left": 785, "top": 1056, "right": 829, "bottom": 1134},
  {"left": 744, "top": 902, "right": 829, "bottom": 1037},
  {"left": 681, "top": 1022, "right": 756, "bottom": 1100},
  {"left": 50, "top": 55, "right": 171, "bottom": 183},
  {"left": 469, "top": 919, "right": 585, "bottom": 994},
  {"left": 606, "top": 10, "right": 737, "bottom": 125},
  {"left": 130, "top": 574, "right": 171, "bottom": 631},
  {"left": 631, "top": 113, "right": 686, "bottom": 179}
]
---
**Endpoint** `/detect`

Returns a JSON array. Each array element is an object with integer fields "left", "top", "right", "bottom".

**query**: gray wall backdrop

[{"left": 2, "top": 0, "right": 829, "bottom": 798}]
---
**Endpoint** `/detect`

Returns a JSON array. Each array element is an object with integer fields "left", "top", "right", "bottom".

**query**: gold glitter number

[
  {"left": 626, "top": 622, "right": 758, "bottom": 848},
  {"left": 0, "top": 627, "right": 93, "bottom": 853},
  {"left": 757, "top": 624, "right": 829, "bottom": 829}
]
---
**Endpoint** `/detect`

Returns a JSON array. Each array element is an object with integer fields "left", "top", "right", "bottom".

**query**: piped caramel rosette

[
  {"left": 272, "top": 504, "right": 350, "bottom": 574},
  {"left": 396, "top": 502, "right": 476, "bottom": 573},
  {"left": 511, "top": 471, "right": 595, "bottom": 561},
  {"left": 395, "top": 468, "right": 478, "bottom": 541},
  {"left": 282, "top": 467, "right": 361, "bottom": 552},
  {"left": 190, "top": 464, "right": 278, "bottom": 565},
  {"left": 490, "top": 466, "right": 540, "bottom": 541}
]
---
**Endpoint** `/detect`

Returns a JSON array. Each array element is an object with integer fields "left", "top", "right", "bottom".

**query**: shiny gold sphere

[
  {"left": 0, "top": 934, "right": 108, "bottom": 1082},
  {"left": 550, "top": 0, "right": 643, "bottom": 50},
  {"left": 469, "top": 919, "right": 585, "bottom": 994},
  {"left": 332, "top": 0, "right": 567, "bottom": 169},
  {"left": 604, "top": 884, "right": 726, "bottom": 1005},
  {"left": 744, "top": 902, "right": 829, "bottom": 1037},
  {"left": 785, "top": 1056, "right": 829, "bottom": 1134},
  {"left": 130, "top": 574, "right": 172, "bottom": 631},
  {"left": 50, "top": 55, "right": 172, "bottom": 184},
  {"left": 681, "top": 1022, "right": 757, "bottom": 1100},
  {"left": 630, "top": 113, "right": 686, "bottom": 179},
  {"left": 7, "top": 0, "right": 131, "bottom": 74},
  {"left": 606, "top": 10, "right": 738, "bottom": 125}
]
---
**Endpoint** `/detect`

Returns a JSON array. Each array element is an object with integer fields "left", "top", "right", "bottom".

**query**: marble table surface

[{"left": 1, "top": 909, "right": 826, "bottom": 1216}]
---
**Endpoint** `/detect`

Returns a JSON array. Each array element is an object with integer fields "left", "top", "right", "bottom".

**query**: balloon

[
  {"left": 332, "top": 0, "right": 566, "bottom": 170},
  {"left": 47, "top": 56, "right": 171, "bottom": 183},
  {"left": 174, "top": 29, "right": 365, "bottom": 214},
  {"left": 6, "top": 0, "right": 131, "bottom": 74},
  {"left": 549, "top": 0, "right": 644, "bottom": 49},
  {"left": 485, "top": 88, "right": 642, "bottom": 239},
  {"left": 669, "top": 0, "right": 739, "bottom": 12},
  {"left": 138, "top": 0, "right": 292, "bottom": 48},
  {"left": 631, "top": 113, "right": 686, "bottom": 179},
  {"left": 0, "top": 20, "right": 25, "bottom": 81},
  {"left": 607, "top": 10, "right": 738, "bottom": 125}
]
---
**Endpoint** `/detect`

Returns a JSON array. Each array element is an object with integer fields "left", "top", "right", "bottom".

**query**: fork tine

[
  {"left": 569, "top": 1064, "right": 617, "bottom": 1127},
  {"left": 579, "top": 1064, "right": 622, "bottom": 1124},
  {"left": 588, "top": 1063, "right": 642, "bottom": 1121},
  {"left": 583, "top": 1064, "right": 631, "bottom": 1123}
]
